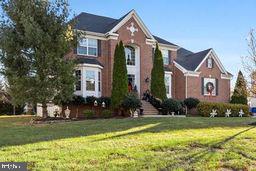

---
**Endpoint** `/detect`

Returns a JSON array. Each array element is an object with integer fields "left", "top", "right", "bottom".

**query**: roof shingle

[{"left": 175, "top": 48, "right": 212, "bottom": 71}]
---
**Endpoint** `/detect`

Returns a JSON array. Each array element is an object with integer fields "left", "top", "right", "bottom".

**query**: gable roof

[
  {"left": 175, "top": 48, "right": 212, "bottom": 71},
  {"left": 73, "top": 10, "right": 177, "bottom": 46},
  {"left": 153, "top": 35, "right": 177, "bottom": 46},
  {"left": 73, "top": 12, "right": 118, "bottom": 34}
]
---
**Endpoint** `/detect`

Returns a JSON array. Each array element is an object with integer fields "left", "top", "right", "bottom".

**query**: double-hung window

[
  {"left": 77, "top": 38, "right": 98, "bottom": 56},
  {"left": 161, "top": 49, "right": 169, "bottom": 65}
]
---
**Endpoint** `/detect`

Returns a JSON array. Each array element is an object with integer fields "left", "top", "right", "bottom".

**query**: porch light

[
  {"left": 94, "top": 100, "right": 98, "bottom": 106},
  {"left": 145, "top": 77, "right": 150, "bottom": 83}
]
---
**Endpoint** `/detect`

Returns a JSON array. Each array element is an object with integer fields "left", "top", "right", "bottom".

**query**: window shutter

[
  {"left": 152, "top": 48, "right": 155, "bottom": 61},
  {"left": 97, "top": 40, "right": 101, "bottom": 57},
  {"left": 74, "top": 40, "right": 78, "bottom": 54},
  {"left": 201, "top": 77, "right": 204, "bottom": 95},
  {"left": 168, "top": 50, "right": 172, "bottom": 64},
  {"left": 216, "top": 78, "right": 219, "bottom": 95},
  {"left": 212, "top": 59, "right": 214, "bottom": 68}
]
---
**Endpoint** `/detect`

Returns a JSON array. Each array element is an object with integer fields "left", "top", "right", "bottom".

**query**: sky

[
  {"left": 0, "top": 0, "right": 255, "bottom": 87},
  {"left": 69, "top": 0, "right": 256, "bottom": 88}
]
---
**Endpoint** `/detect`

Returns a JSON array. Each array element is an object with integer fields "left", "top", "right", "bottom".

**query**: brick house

[{"left": 71, "top": 9, "right": 232, "bottom": 103}]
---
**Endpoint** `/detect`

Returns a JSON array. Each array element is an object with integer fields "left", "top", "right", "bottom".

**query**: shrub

[
  {"left": 101, "top": 109, "right": 113, "bottom": 118},
  {"left": 162, "top": 98, "right": 182, "bottom": 114},
  {"left": 97, "top": 97, "right": 111, "bottom": 107},
  {"left": 197, "top": 102, "right": 250, "bottom": 117},
  {"left": 148, "top": 96, "right": 162, "bottom": 109},
  {"left": 85, "top": 96, "right": 97, "bottom": 105},
  {"left": 122, "top": 93, "right": 141, "bottom": 114},
  {"left": 0, "top": 102, "right": 24, "bottom": 115},
  {"left": 62, "top": 95, "right": 85, "bottom": 105},
  {"left": 83, "top": 109, "right": 95, "bottom": 119},
  {"left": 184, "top": 97, "right": 200, "bottom": 109}
]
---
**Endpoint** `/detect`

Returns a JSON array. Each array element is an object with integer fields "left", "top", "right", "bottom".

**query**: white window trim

[
  {"left": 77, "top": 38, "right": 98, "bottom": 57},
  {"left": 165, "top": 72, "right": 172, "bottom": 98},
  {"left": 161, "top": 49, "right": 169, "bottom": 65},
  {"left": 203, "top": 78, "right": 216, "bottom": 96},
  {"left": 207, "top": 58, "right": 213, "bottom": 69}
]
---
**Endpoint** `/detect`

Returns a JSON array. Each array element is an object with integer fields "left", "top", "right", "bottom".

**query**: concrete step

[{"left": 141, "top": 100, "right": 158, "bottom": 115}]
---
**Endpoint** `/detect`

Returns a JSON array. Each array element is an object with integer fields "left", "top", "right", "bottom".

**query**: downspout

[{"left": 185, "top": 74, "right": 188, "bottom": 99}]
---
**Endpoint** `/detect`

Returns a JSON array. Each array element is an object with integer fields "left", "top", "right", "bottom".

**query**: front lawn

[{"left": 0, "top": 116, "right": 256, "bottom": 170}]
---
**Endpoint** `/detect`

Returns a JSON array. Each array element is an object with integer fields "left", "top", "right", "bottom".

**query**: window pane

[
  {"left": 88, "top": 38, "right": 97, "bottom": 47},
  {"left": 125, "top": 46, "right": 135, "bottom": 66},
  {"left": 161, "top": 49, "right": 169, "bottom": 65},
  {"left": 77, "top": 46, "right": 87, "bottom": 55},
  {"left": 86, "top": 71, "right": 95, "bottom": 91},
  {"left": 165, "top": 76, "right": 170, "bottom": 94},
  {"left": 88, "top": 47, "right": 97, "bottom": 56},
  {"left": 163, "top": 57, "right": 169, "bottom": 65},
  {"left": 79, "top": 38, "right": 87, "bottom": 46},
  {"left": 207, "top": 58, "right": 213, "bottom": 68}
]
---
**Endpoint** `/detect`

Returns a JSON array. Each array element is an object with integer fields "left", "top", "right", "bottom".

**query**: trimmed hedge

[
  {"left": 162, "top": 98, "right": 183, "bottom": 115},
  {"left": 184, "top": 97, "right": 200, "bottom": 109},
  {"left": 197, "top": 102, "right": 250, "bottom": 117},
  {"left": 83, "top": 109, "right": 95, "bottom": 119}
]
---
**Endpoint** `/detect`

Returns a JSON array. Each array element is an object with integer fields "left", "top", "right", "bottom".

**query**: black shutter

[
  {"left": 97, "top": 40, "right": 101, "bottom": 57},
  {"left": 216, "top": 78, "right": 219, "bottom": 96},
  {"left": 206, "top": 58, "right": 208, "bottom": 67},
  {"left": 212, "top": 59, "right": 214, "bottom": 68},
  {"left": 168, "top": 50, "right": 172, "bottom": 64},
  {"left": 201, "top": 77, "right": 204, "bottom": 95}
]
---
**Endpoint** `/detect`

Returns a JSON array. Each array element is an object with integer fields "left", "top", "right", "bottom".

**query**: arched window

[{"left": 125, "top": 46, "right": 135, "bottom": 66}]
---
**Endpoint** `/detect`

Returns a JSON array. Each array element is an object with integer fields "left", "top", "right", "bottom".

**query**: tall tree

[
  {"left": 151, "top": 44, "right": 167, "bottom": 100},
  {"left": 0, "top": 0, "right": 76, "bottom": 117},
  {"left": 111, "top": 41, "right": 128, "bottom": 108},
  {"left": 230, "top": 71, "right": 248, "bottom": 104},
  {"left": 242, "top": 29, "right": 256, "bottom": 96}
]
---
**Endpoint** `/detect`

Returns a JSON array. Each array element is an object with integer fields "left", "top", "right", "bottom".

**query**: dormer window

[
  {"left": 77, "top": 38, "right": 98, "bottom": 56},
  {"left": 207, "top": 58, "right": 213, "bottom": 68}
]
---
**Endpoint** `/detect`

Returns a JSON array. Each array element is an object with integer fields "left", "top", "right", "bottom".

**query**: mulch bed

[{"left": 31, "top": 117, "right": 81, "bottom": 124}]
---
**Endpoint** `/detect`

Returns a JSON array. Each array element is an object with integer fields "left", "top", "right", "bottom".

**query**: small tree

[
  {"left": 150, "top": 44, "right": 167, "bottom": 100},
  {"left": 111, "top": 41, "right": 128, "bottom": 108},
  {"left": 230, "top": 71, "right": 248, "bottom": 104},
  {"left": 0, "top": 0, "right": 76, "bottom": 117}
]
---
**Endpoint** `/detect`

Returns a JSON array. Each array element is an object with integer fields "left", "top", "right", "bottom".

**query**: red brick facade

[{"left": 73, "top": 11, "right": 231, "bottom": 102}]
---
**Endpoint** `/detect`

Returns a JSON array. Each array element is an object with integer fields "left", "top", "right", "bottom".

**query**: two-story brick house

[{"left": 71, "top": 9, "right": 232, "bottom": 102}]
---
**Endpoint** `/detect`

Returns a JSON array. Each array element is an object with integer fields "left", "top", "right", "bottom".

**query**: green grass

[{"left": 0, "top": 116, "right": 256, "bottom": 170}]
